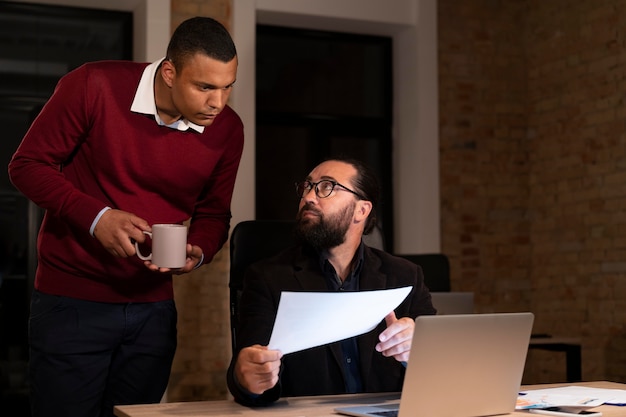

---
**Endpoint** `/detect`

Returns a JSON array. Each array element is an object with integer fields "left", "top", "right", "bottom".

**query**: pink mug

[{"left": 135, "top": 224, "right": 187, "bottom": 268}]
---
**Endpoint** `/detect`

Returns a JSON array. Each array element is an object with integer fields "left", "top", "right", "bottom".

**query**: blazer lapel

[
  {"left": 292, "top": 247, "right": 330, "bottom": 291},
  {"left": 357, "top": 248, "right": 388, "bottom": 383}
]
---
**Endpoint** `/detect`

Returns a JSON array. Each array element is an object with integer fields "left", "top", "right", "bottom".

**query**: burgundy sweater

[{"left": 8, "top": 61, "right": 244, "bottom": 303}]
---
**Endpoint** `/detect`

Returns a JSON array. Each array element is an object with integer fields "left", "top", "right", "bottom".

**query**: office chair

[
  {"left": 229, "top": 219, "right": 296, "bottom": 352},
  {"left": 362, "top": 224, "right": 385, "bottom": 251},
  {"left": 394, "top": 253, "right": 451, "bottom": 292}
]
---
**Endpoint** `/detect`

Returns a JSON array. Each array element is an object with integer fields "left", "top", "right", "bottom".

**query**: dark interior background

[
  {"left": 255, "top": 24, "right": 394, "bottom": 250},
  {"left": 0, "top": 2, "right": 132, "bottom": 414}
]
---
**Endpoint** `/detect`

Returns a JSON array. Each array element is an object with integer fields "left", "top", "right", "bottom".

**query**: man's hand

[
  {"left": 375, "top": 311, "right": 415, "bottom": 362},
  {"left": 234, "top": 345, "right": 283, "bottom": 395},
  {"left": 93, "top": 209, "right": 149, "bottom": 257},
  {"left": 143, "top": 243, "right": 204, "bottom": 274}
]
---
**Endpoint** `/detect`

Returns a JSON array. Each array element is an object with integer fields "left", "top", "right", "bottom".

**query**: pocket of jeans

[
  {"left": 29, "top": 290, "right": 65, "bottom": 322},
  {"left": 29, "top": 291, "right": 80, "bottom": 353}
]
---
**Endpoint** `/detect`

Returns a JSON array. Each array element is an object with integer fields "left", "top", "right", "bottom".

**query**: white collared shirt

[{"left": 130, "top": 58, "right": 205, "bottom": 133}]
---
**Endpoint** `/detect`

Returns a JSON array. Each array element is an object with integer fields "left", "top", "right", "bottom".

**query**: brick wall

[
  {"left": 525, "top": 0, "right": 626, "bottom": 383},
  {"left": 438, "top": 0, "right": 535, "bottom": 377},
  {"left": 438, "top": 0, "right": 531, "bottom": 312},
  {"left": 439, "top": 0, "right": 626, "bottom": 383}
]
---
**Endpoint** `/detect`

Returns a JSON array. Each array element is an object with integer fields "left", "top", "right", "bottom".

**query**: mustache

[{"left": 297, "top": 203, "right": 322, "bottom": 219}]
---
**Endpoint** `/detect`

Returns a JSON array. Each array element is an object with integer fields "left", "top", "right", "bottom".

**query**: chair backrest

[
  {"left": 362, "top": 224, "right": 385, "bottom": 251},
  {"left": 229, "top": 219, "right": 296, "bottom": 352},
  {"left": 394, "top": 253, "right": 451, "bottom": 292}
]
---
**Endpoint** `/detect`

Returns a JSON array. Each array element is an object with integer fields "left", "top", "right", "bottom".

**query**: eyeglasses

[{"left": 295, "top": 180, "right": 365, "bottom": 200}]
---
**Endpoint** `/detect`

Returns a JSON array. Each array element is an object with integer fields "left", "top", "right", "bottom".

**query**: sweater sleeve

[{"left": 8, "top": 65, "right": 108, "bottom": 231}]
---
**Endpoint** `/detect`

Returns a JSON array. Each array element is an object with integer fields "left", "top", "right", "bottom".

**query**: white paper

[
  {"left": 518, "top": 385, "right": 626, "bottom": 408},
  {"left": 516, "top": 392, "right": 604, "bottom": 410},
  {"left": 268, "top": 286, "right": 412, "bottom": 355}
]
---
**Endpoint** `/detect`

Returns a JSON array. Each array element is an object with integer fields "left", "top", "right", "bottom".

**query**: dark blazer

[{"left": 226, "top": 243, "right": 436, "bottom": 406}]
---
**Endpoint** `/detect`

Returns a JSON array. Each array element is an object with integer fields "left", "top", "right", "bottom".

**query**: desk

[
  {"left": 114, "top": 381, "right": 626, "bottom": 417},
  {"left": 529, "top": 336, "right": 582, "bottom": 382}
]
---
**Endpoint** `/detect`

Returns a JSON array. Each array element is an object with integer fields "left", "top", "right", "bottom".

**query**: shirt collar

[
  {"left": 319, "top": 241, "right": 365, "bottom": 291},
  {"left": 130, "top": 58, "right": 205, "bottom": 133}
]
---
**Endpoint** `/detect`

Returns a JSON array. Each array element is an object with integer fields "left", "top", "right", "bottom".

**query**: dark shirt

[{"left": 319, "top": 242, "right": 365, "bottom": 393}]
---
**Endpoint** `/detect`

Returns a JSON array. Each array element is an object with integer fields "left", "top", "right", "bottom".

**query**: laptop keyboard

[{"left": 372, "top": 411, "right": 398, "bottom": 417}]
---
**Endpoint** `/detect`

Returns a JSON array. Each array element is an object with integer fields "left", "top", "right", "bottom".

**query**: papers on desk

[
  {"left": 268, "top": 286, "right": 412, "bottom": 355},
  {"left": 517, "top": 385, "right": 626, "bottom": 411}
]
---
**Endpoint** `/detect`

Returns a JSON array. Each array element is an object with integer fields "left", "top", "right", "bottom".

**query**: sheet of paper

[
  {"left": 518, "top": 386, "right": 626, "bottom": 408},
  {"left": 268, "top": 286, "right": 412, "bottom": 355},
  {"left": 516, "top": 392, "right": 604, "bottom": 410}
]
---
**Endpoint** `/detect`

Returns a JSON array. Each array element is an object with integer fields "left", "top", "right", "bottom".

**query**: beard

[{"left": 294, "top": 201, "right": 355, "bottom": 251}]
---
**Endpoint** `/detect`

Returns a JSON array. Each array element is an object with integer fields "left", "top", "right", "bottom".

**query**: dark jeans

[{"left": 28, "top": 290, "right": 177, "bottom": 417}]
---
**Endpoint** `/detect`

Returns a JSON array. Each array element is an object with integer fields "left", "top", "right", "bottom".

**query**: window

[
  {"left": 0, "top": 3, "right": 132, "bottom": 411},
  {"left": 255, "top": 25, "right": 394, "bottom": 249}
]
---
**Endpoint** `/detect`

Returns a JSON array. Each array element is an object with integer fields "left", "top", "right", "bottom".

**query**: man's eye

[{"left": 321, "top": 183, "right": 333, "bottom": 192}]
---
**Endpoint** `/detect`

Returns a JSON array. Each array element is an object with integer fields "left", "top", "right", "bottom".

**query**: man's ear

[
  {"left": 160, "top": 59, "right": 176, "bottom": 88},
  {"left": 355, "top": 200, "right": 372, "bottom": 222}
]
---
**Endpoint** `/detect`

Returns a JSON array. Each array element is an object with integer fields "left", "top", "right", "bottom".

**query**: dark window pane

[
  {"left": 0, "top": 4, "right": 132, "bottom": 407},
  {"left": 256, "top": 25, "right": 393, "bottom": 249},
  {"left": 257, "top": 25, "right": 391, "bottom": 119}
]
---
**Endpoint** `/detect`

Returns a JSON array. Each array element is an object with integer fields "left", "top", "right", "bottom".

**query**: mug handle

[{"left": 135, "top": 230, "right": 152, "bottom": 261}]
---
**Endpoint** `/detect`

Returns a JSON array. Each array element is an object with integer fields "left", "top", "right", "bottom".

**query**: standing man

[
  {"left": 227, "top": 158, "right": 436, "bottom": 406},
  {"left": 8, "top": 17, "right": 243, "bottom": 417}
]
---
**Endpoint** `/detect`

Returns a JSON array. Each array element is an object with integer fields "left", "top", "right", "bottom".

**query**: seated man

[{"left": 226, "top": 158, "right": 436, "bottom": 406}]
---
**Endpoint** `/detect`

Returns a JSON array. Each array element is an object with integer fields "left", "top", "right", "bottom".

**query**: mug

[{"left": 135, "top": 224, "right": 187, "bottom": 268}]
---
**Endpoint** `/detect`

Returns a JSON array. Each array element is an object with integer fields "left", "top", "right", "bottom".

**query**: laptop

[
  {"left": 335, "top": 312, "right": 534, "bottom": 417},
  {"left": 430, "top": 292, "right": 474, "bottom": 315}
]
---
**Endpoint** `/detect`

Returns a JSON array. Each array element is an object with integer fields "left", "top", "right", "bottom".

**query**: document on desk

[
  {"left": 518, "top": 386, "right": 626, "bottom": 408},
  {"left": 516, "top": 392, "right": 605, "bottom": 410},
  {"left": 268, "top": 286, "right": 412, "bottom": 355}
]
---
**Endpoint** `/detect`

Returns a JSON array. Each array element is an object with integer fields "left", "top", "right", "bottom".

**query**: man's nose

[
  {"left": 302, "top": 186, "right": 319, "bottom": 202},
  {"left": 207, "top": 89, "right": 228, "bottom": 109}
]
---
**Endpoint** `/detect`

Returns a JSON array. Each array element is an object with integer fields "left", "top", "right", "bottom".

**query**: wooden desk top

[{"left": 114, "top": 381, "right": 625, "bottom": 417}]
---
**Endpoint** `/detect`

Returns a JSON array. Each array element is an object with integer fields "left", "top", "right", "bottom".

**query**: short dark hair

[
  {"left": 166, "top": 17, "right": 237, "bottom": 69},
  {"left": 331, "top": 157, "right": 381, "bottom": 235}
]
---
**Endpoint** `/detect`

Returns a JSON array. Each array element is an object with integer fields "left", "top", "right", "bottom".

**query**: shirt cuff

[
  {"left": 193, "top": 252, "right": 205, "bottom": 270},
  {"left": 90, "top": 207, "right": 111, "bottom": 236}
]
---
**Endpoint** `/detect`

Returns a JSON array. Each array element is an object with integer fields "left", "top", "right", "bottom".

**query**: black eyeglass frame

[{"left": 295, "top": 180, "right": 366, "bottom": 200}]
